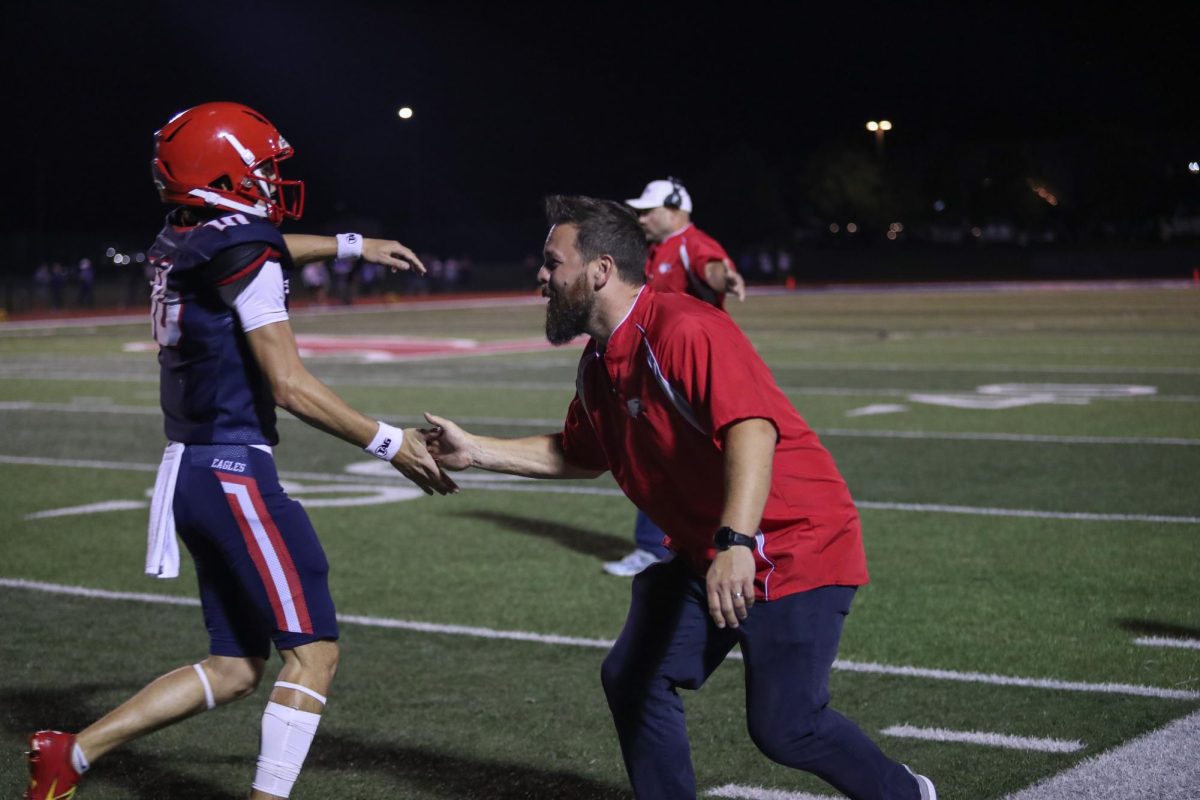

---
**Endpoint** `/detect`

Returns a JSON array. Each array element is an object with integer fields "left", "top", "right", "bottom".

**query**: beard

[{"left": 544, "top": 275, "right": 593, "bottom": 346}]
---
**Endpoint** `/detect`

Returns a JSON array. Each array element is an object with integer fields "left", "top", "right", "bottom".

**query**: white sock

[
  {"left": 252, "top": 701, "right": 323, "bottom": 798},
  {"left": 70, "top": 742, "right": 89, "bottom": 774}
]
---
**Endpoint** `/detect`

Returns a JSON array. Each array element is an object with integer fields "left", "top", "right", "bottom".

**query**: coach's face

[
  {"left": 539, "top": 223, "right": 595, "bottom": 345},
  {"left": 637, "top": 206, "right": 677, "bottom": 243}
]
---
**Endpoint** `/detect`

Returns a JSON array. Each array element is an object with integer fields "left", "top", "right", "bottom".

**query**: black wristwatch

[{"left": 714, "top": 526, "right": 756, "bottom": 551}]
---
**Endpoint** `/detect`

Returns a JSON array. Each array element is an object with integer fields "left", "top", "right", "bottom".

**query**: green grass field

[{"left": 2, "top": 284, "right": 1198, "bottom": 799}]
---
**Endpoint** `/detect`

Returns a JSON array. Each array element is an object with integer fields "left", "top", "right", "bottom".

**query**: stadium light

[{"left": 866, "top": 120, "right": 892, "bottom": 159}]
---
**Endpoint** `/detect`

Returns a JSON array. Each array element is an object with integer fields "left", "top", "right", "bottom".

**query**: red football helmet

[{"left": 151, "top": 102, "right": 304, "bottom": 224}]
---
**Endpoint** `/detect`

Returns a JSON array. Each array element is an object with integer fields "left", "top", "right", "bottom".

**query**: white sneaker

[
  {"left": 602, "top": 549, "right": 660, "bottom": 576},
  {"left": 903, "top": 764, "right": 937, "bottom": 800}
]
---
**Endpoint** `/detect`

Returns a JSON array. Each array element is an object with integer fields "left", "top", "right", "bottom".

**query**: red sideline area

[{"left": 0, "top": 289, "right": 545, "bottom": 327}]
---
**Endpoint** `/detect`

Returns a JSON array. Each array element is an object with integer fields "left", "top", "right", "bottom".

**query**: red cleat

[{"left": 24, "top": 730, "right": 81, "bottom": 800}]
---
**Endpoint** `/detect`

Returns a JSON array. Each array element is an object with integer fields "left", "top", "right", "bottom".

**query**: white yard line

[
  {"left": 4, "top": 401, "right": 1198, "bottom": 447},
  {"left": 705, "top": 785, "right": 836, "bottom": 800},
  {"left": 853, "top": 501, "right": 1200, "bottom": 525},
  {"left": 3, "top": 454, "right": 1198, "bottom": 525},
  {"left": 817, "top": 428, "right": 1200, "bottom": 447},
  {"left": 4, "top": 369, "right": 1200, "bottom": 402},
  {"left": 1134, "top": 636, "right": 1200, "bottom": 651},
  {"left": 1, "top": 577, "right": 1197, "bottom": 702},
  {"left": 25, "top": 500, "right": 148, "bottom": 519},
  {"left": 1002, "top": 709, "right": 1200, "bottom": 800},
  {"left": 828, "top": 660, "right": 1199, "bottom": 701},
  {"left": 881, "top": 724, "right": 1084, "bottom": 753}
]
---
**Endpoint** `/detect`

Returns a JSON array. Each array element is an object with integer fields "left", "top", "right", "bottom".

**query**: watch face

[{"left": 715, "top": 527, "right": 753, "bottom": 550}]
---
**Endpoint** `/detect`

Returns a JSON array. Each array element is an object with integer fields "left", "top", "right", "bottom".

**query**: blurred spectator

[
  {"left": 76, "top": 257, "right": 95, "bottom": 308},
  {"left": 776, "top": 248, "right": 793, "bottom": 282},
  {"left": 443, "top": 256, "right": 461, "bottom": 290},
  {"left": 427, "top": 256, "right": 445, "bottom": 293},
  {"left": 756, "top": 250, "right": 775, "bottom": 279},
  {"left": 331, "top": 257, "right": 354, "bottom": 304},
  {"left": 359, "top": 260, "right": 381, "bottom": 296},
  {"left": 33, "top": 263, "right": 50, "bottom": 308},
  {"left": 302, "top": 259, "right": 329, "bottom": 305}
]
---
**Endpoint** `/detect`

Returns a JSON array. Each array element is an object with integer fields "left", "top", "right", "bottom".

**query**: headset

[{"left": 663, "top": 176, "right": 685, "bottom": 210}]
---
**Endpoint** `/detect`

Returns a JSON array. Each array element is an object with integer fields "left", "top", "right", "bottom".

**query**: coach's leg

[
  {"left": 75, "top": 655, "right": 267, "bottom": 764},
  {"left": 601, "top": 559, "right": 735, "bottom": 800},
  {"left": 740, "top": 586, "right": 919, "bottom": 800},
  {"left": 249, "top": 639, "right": 338, "bottom": 800}
]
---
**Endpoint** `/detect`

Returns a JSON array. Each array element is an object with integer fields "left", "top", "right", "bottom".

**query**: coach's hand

[
  {"left": 392, "top": 427, "right": 458, "bottom": 495},
  {"left": 364, "top": 238, "right": 426, "bottom": 275},
  {"left": 421, "top": 412, "right": 475, "bottom": 471},
  {"left": 706, "top": 547, "right": 756, "bottom": 629}
]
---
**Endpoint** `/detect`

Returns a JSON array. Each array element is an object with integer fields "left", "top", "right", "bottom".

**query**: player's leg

[
  {"left": 25, "top": 451, "right": 274, "bottom": 800},
  {"left": 250, "top": 640, "right": 339, "bottom": 800},
  {"left": 209, "top": 447, "right": 341, "bottom": 800},
  {"left": 739, "top": 586, "right": 929, "bottom": 800},
  {"left": 600, "top": 557, "right": 737, "bottom": 799}
]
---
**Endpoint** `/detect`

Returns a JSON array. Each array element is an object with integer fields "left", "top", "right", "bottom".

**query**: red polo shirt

[
  {"left": 559, "top": 287, "right": 868, "bottom": 601},
  {"left": 644, "top": 224, "right": 736, "bottom": 309}
]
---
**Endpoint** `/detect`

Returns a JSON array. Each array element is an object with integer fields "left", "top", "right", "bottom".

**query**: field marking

[
  {"left": 1134, "top": 636, "right": 1200, "bottom": 650},
  {"left": 3, "top": 454, "right": 1199, "bottom": 525},
  {"left": 1002, "top": 708, "right": 1200, "bottom": 800},
  {"left": 25, "top": 500, "right": 148, "bottom": 519},
  {"left": 5, "top": 368, "right": 1200, "bottom": 403},
  {"left": 826, "top": 659, "right": 1199, "bottom": 701},
  {"left": 0, "top": 293, "right": 547, "bottom": 331},
  {"left": 5, "top": 401, "right": 1200, "bottom": 447},
  {"left": 853, "top": 501, "right": 1200, "bottom": 525},
  {"left": 2, "top": 577, "right": 1198, "bottom": 702},
  {"left": 818, "top": 428, "right": 1200, "bottom": 447},
  {"left": 705, "top": 785, "right": 835, "bottom": 800},
  {"left": 845, "top": 404, "right": 909, "bottom": 417},
  {"left": 880, "top": 724, "right": 1084, "bottom": 753}
]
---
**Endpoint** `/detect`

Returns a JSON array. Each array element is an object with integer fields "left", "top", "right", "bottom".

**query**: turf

[{"left": 2, "top": 284, "right": 1198, "bottom": 799}]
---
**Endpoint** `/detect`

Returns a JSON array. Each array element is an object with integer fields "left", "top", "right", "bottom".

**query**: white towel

[{"left": 145, "top": 442, "right": 184, "bottom": 579}]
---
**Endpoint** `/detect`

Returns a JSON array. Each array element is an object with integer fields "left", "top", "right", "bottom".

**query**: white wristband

[
  {"left": 336, "top": 232, "right": 363, "bottom": 261},
  {"left": 364, "top": 422, "right": 404, "bottom": 461}
]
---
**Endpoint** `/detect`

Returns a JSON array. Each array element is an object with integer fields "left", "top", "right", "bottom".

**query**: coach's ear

[{"left": 591, "top": 253, "right": 617, "bottom": 290}]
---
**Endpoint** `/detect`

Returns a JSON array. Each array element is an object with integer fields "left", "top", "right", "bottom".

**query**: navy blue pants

[
  {"left": 634, "top": 510, "right": 671, "bottom": 559},
  {"left": 174, "top": 445, "right": 339, "bottom": 659},
  {"left": 601, "top": 558, "right": 917, "bottom": 800}
]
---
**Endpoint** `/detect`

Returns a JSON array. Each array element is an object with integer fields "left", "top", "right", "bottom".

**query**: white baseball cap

[{"left": 626, "top": 179, "right": 693, "bottom": 213}]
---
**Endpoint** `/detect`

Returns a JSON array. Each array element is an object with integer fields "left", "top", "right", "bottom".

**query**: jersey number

[{"left": 150, "top": 264, "right": 182, "bottom": 347}]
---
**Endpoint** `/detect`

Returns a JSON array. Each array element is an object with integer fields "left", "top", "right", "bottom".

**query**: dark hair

[{"left": 544, "top": 195, "right": 646, "bottom": 285}]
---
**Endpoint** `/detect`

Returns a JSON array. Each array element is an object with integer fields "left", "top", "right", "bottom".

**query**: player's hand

[
  {"left": 421, "top": 412, "right": 474, "bottom": 471},
  {"left": 392, "top": 427, "right": 458, "bottom": 495},
  {"left": 726, "top": 269, "right": 746, "bottom": 302},
  {"left": 363, "top": 238, "right": 426, "bottom": 275},
  {"left": 706, "top": 547, "right": 756, "bottom": 629}
]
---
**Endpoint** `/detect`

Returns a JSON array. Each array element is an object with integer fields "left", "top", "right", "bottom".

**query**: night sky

[{"left": 6, "top": 1, "right": 1198, "bottom": 259}]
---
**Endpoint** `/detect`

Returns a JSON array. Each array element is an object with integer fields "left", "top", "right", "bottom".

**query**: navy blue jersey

[{"left": 147, "top": 211, "right": 294, "bottom": 445}]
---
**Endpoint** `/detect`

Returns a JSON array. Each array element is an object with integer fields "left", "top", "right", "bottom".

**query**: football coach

[{"left": 423, "top": 195, "right": 935, "bottom": 800}]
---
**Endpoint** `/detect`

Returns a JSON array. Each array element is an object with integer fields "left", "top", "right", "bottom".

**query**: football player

[{"left": 24, "top": 102, "right": 457, "bottom": 800}]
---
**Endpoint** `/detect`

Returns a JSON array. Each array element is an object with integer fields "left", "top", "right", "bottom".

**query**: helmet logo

[{"left": 219, "top": 132, "right": 258, "bottom": 166}]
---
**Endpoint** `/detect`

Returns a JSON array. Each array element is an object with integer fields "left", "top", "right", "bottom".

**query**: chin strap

[{"left": 187, "top": 188, "right": 269, "bottom": 218}]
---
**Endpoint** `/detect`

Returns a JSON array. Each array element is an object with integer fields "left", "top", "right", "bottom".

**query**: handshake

[{"left": 383, "top": 412, "right": 477, "bottom": 496}]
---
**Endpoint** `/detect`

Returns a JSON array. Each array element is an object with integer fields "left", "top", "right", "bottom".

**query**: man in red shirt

[
  {"left": 424, "top": 196, "right": 935, "bottom": 800},
  {"left": 602, "top": 178, "right": 748, "bottom": 577},
  {"left": 627, "top": 177, "right": 745, "bottom": 309}
]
